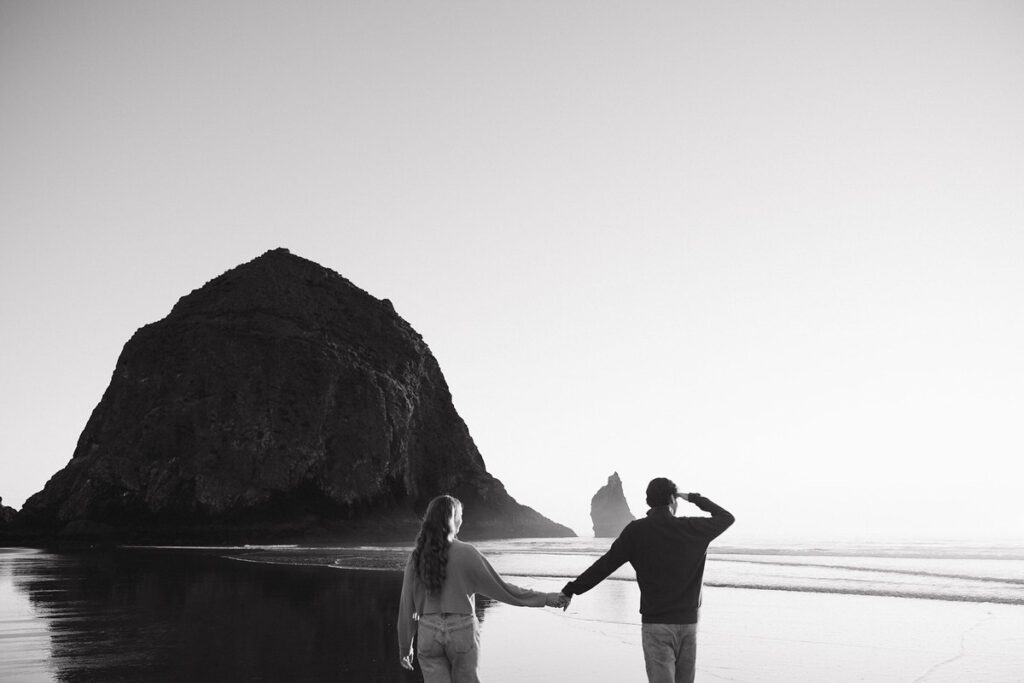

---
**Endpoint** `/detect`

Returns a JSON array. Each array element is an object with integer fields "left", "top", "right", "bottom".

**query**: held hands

[{"left": 545, "top": 592, "right": 571, "bottom": 610}]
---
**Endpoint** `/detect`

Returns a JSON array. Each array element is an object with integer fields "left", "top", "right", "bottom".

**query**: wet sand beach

[
  {"left": 0, "top": 547, "right": 418, "bottom": 682},
  {"left": 2, "top": 546, "right": 1023, "bottom": 681}
]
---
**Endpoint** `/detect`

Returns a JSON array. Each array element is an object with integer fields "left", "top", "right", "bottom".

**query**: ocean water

[
  {"left": 225, "top": 537, "right": 1024, "bottom": 607},
  {"left": 3, "top": 539, "right": 1023, "bottom": 681}
]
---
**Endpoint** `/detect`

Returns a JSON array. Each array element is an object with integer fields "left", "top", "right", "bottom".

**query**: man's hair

[{"left": 646, "top": 477, "right": 678, "bottom": 507}]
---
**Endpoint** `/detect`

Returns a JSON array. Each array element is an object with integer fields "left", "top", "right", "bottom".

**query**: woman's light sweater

[{"left": 397, "top": 539, "right": 547, "bottom": 655}]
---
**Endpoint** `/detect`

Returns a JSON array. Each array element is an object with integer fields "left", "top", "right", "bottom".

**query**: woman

[{"left": 397, "top": 494, "right": 566, "bottom": 681}]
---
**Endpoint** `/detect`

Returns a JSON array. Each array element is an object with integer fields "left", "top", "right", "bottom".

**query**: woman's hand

[
  {"left": 400, "top": 653, "right": 414, "bottom": 670},
  {"left": 545, "top": 592, "right": 571, "bottom": 609}
]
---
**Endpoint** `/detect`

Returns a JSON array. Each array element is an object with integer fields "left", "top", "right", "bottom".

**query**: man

[{"left": 560, "top": 478, "right": 734, "bottom": 683}]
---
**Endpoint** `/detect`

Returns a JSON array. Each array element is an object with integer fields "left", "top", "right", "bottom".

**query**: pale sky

[{"left": 2, "top": 1, "right": 1022, "bottom": 541}]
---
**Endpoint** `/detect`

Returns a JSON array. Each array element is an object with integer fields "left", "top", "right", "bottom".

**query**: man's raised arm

[{"left": 679, "top": 493, "right": 735, "bottom": 540}]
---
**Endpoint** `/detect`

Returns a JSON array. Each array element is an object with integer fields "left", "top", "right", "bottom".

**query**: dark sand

[{"left": 0, "top": 547, "right": 421, "bottom": 682}]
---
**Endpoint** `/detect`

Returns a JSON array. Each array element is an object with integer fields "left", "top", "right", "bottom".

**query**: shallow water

[
  {"left": 0, "top": 547, "right": 422, "bottom": 682},
  {"left": 230, "top": 537, "right": 1024, "bottom": 606},
  {"left": 3, "top": 541, "right": 1023, "bottom": 681}
]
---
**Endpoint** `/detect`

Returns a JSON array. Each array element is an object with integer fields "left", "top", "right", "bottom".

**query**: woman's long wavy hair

[{"left": 412, "top": 495, "right": 463, "bottom": 594}]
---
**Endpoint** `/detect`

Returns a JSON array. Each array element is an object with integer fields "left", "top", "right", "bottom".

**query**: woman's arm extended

[{"left": 468, "top": 546, "right": 550, "bottom": 607}]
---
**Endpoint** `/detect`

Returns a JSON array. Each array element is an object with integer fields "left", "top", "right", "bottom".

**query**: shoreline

[
  {"left": 3, "top": 546, "right": 1023, "bottom": 681},
  {"left": 8, "top": 539, "right": 1024, "bottom": 607}
]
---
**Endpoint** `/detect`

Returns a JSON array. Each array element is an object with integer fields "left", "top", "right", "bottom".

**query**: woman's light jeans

[{"left": 416, "top": 613, "right": 480, "bottom": 683}]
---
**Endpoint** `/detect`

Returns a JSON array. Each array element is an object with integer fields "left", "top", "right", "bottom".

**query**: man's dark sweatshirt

[{"left": 561, "top": 495, "right": 734, "bottom": 624}]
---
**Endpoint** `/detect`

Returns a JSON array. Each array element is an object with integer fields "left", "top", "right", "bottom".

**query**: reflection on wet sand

[
  {"left": 1, "top": 547, "right": 467, "bottom": 681},
  {"left": 0, "top": 549, "right": 53, "bottom": 682}
]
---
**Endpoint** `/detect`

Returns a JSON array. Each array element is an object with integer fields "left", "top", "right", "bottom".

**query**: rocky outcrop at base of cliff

[
  {"left": 0, "top": 498, "right": 16, "bottom": 527},
  {"left": 591, "top": 473, "right": 635, "bottom": 537},
  {"left": 17, "top": 249, "right": 573, "bottom": 541}
]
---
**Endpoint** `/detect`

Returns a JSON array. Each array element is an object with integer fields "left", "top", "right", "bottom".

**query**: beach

[
  {"left": 2, "top": 544, "right": 1022, "bottom": 681},
  {"left": 0, "top": 547, "right": 417, "bottom": 682},
  {"left": 480, "top": 583, "right": 1024, "bottom": 682}
]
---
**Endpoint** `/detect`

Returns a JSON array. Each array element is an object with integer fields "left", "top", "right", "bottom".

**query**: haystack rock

[
  {"left": 590, "top": 473, "right": 635, "bottom": 537},
  {"left": 18, "top": 248, "right": 574, "bottom": 541}
]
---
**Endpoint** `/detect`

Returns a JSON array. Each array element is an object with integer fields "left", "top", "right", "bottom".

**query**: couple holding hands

[{"left": 398, "top": 478, "right": 734, "bottom": 683}]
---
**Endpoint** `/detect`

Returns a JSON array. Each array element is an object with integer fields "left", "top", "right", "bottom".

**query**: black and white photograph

[{"left": 2, "top": 2, "right": 1022, "bottom": 681}]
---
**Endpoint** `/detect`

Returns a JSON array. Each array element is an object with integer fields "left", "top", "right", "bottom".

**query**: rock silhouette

[
  {"left": 18, "top": 249, "right": 573, "bottom": 541},
  {"left": 590, "top": 472, "right": 635, "bottom": 537},
  {"left": 0, "top": 497, "right": 15, "bottom": 526}
]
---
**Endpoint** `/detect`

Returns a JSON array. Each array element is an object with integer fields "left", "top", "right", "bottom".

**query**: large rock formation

[
  {"left": 18, "top": 249, "right": 573, "bottom": 541},
  {"left": 590, "top": 473, "right": 635, "bottom": 537}
]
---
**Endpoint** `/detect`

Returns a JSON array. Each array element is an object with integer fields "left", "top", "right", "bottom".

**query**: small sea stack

[{"left": 590, "top": 472, "right": 635, "bottom": 537}]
